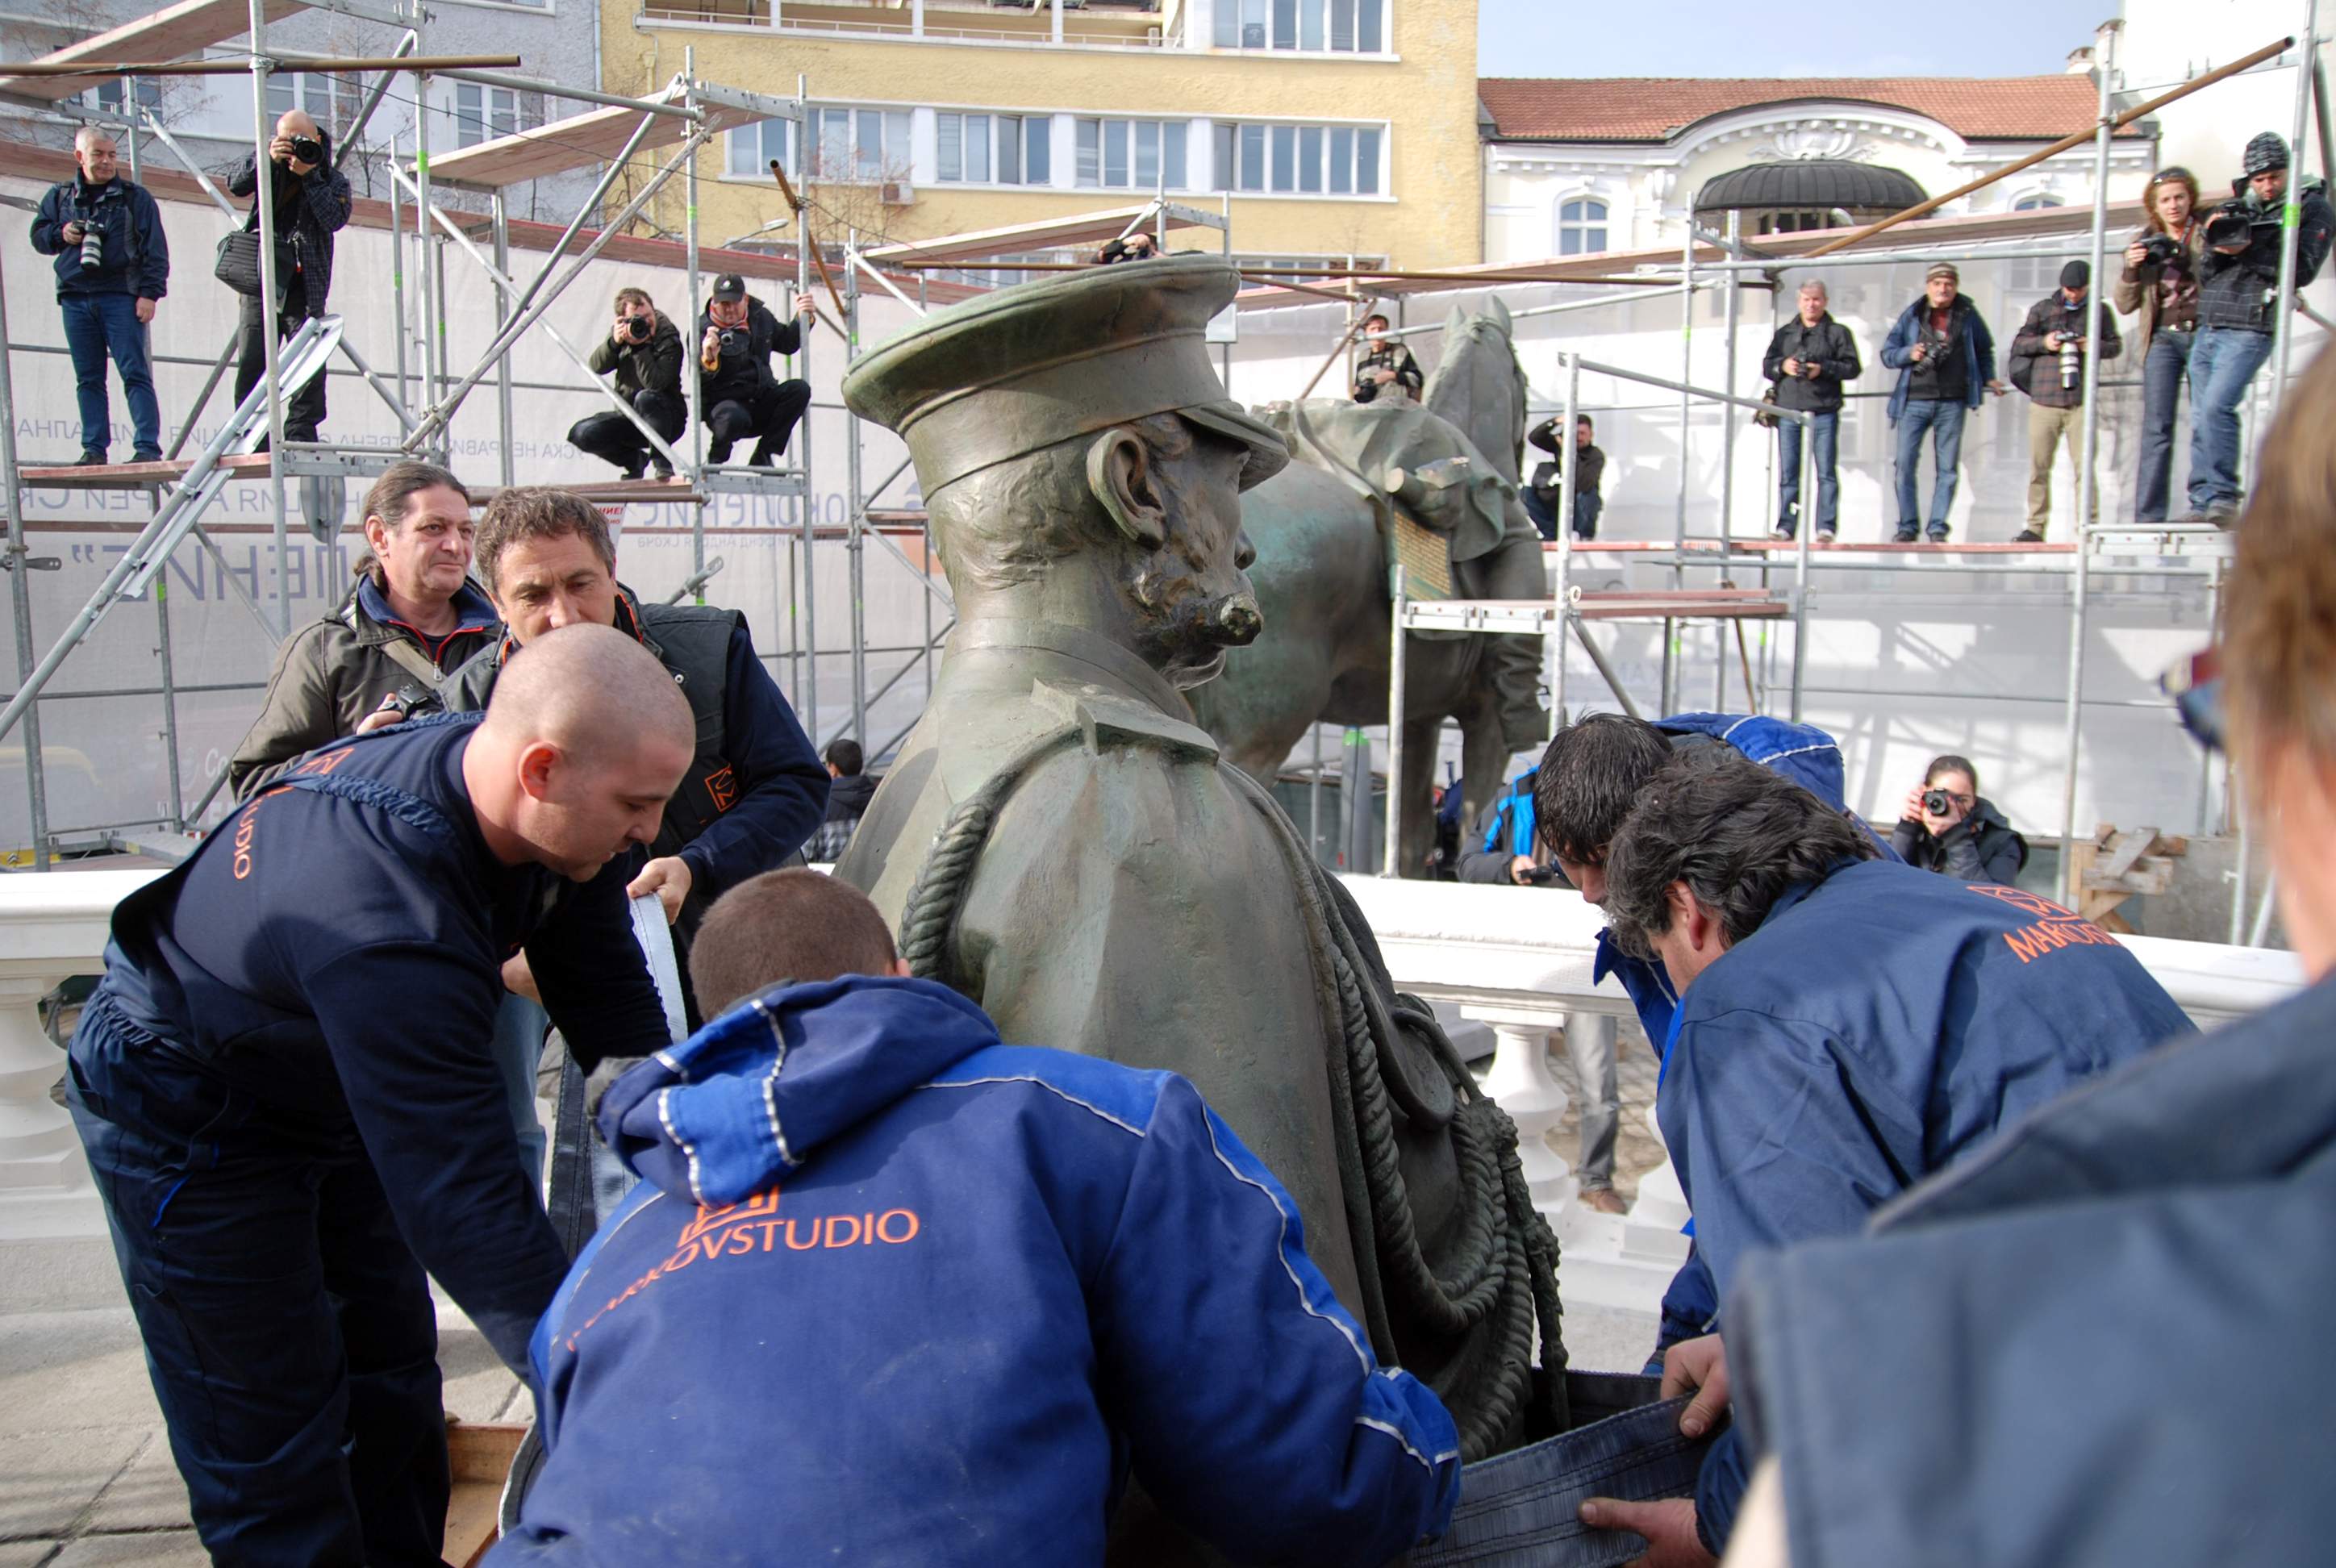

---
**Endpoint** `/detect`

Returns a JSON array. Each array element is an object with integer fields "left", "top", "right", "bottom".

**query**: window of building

[
  {"left": 1075, "top": 118, "right": 1186, "bottom": 190},
  {"left": 452, "top": 81, "right": 544, "bottom": 149},
  {"left": 266, "top": 73, "right": 333, "bottom": 124},
  {"left": 726, "top": 117, "right": 795, "bottom": 180},
  {"left": 1556, "top": 197, "right": 1608, "bottom": 254},
  {"left": 1213, "top": 0, "right": 1383, "bottom": 52},
  {"left": 90, "top": 77, "right": 163, "bottom": 118},
  {"left": 1213, "top": 121, "right": 1380, "bottom": 195},
  {"left": 2007, "top": 194, "right": 2067, "bottom": 293},
  {"left": 807, "top": 106, "right": 911, "bottom": 183},
  {"left": 938, "top": 112, "right": 1050, "bottom": 186},
  {"left": 1233, "top": 251, "right": 1387, "bottom": 289}
]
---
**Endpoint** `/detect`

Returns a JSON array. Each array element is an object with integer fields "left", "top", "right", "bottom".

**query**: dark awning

[{"left": 1693, "top": 160, "right": 1928, "bottom": 213}]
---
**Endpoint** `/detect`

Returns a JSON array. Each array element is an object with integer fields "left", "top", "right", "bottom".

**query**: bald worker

[
  {"left": 67, "top": 623, "right": 691, "bottom": 1566},
  {"left": 227, "top": 106, "right": 352, "bottom": 444}
]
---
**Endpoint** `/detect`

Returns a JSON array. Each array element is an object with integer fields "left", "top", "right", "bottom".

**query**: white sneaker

[
  {"left": 1770, "top": 527, "right": 1793, "bottom": 541},
  {"left": 1816, "top": 528, "right": 1837, "bottom": 544}
]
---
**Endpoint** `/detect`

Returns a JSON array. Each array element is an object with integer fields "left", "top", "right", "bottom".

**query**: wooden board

[{"left": 444, "top": 1420, "right": 528, "bottom": 1568}]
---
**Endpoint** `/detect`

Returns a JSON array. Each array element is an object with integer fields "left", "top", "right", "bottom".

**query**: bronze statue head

[{"left": 844, "top": 256, "right": 1287, "bottom": 687}]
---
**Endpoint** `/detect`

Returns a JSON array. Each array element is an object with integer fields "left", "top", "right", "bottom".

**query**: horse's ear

[
  {"left": 1086, "top": 427, "right": 1167, "bottom": 551},
  {"left": 1486, "top": 295, "right": 1513, "bottom": 332},
  {"left": 1442, "top": 301, "right": 1471, "bottom": 339}
]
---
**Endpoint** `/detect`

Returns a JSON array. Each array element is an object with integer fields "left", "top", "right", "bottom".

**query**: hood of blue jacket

[
  {"left": 598, "top": 974, "right": 1001, "bottom": 1207},
  {"left": 1656, "top": 711, "right": 1846, "bottom": 808}
]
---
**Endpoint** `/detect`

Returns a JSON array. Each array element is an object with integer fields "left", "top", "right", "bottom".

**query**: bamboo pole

[{"left": 0, "top": 52, "right": 519, "bottom": 77}]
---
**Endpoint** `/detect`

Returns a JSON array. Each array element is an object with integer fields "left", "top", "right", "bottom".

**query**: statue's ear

[{"left": 1086, "top": 427, "right": 1167, "bottom": 550}]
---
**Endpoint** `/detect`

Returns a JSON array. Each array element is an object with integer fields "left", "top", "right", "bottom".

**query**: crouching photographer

[
  {"left": 697, "top": 272, "right": 815, "bottom": 469},
  {"left": 569, "top": 288, "right": 685, "bottom": 480},
  {"left": 2188, "top": 131, "right": 2333, "bottom": 523},
  {"left": 1892, "top": 753, "right": 2027, "bottom": 886}
]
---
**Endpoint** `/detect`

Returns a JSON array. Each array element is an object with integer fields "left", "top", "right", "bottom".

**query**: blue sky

[{"left": 1476, "top": 0, "right": 2113, "bottom": 77}]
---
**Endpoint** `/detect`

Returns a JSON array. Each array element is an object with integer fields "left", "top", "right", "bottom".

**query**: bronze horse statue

[{"left": 1189, "top": 297, "right": 1544, "bottom": 874}]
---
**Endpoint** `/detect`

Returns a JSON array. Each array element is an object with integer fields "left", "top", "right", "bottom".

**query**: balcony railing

[{"left": 637, "top": 0, "right": 1183, "bottom": 48}]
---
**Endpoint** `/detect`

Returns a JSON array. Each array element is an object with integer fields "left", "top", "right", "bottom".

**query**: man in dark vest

[{"left": 446, "top": 487, "right": 827, "bottom": 1177}]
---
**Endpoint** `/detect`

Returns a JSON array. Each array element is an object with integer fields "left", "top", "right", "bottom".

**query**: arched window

[
  {"left": 1557, "top": 198, "right": 1608, "bottom": 256},
  {"left": 2008, "top": 194, "right": 2067, "bottom": 293}
]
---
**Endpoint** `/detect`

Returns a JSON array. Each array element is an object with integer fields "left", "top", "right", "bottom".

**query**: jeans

[
  {"left": 60, "top": 291, "right": 160, "bottom": 456},
  {"left": 1561, "top": 1011, "right": 1619, "bottom": 1189},
  {"left": 1571, "top": 490, "right": 1601, "bottom": 540},
  {"left": 568, "top": 388, "right": 686, "bottom": 476},
  {"left": 2134, "top": 329, "right": 2194, "bottom": 522},
  {"left": 1521, "top": 485, "right": 1557, "bottom": 539},
  {"left": 489, "top": 990, "right": 550, "bottom": 1191},
  {"left": 1893, "top": 398, "right": 1967, "bottom": 532},
  {"left": 1775, "top": 410, "right": 1838, "bottom": 536},
  {"left": 234, "top": 274, "right": 326, "bottom": 441},
  {"left": 68, "top": 996, "right": 448, "bottom": 1565},
  {"left": 704, "top": 377, "right": 811, "bottom": 465},
  {"left": 2186, "top": 327, "right": 2274, "bottom": 511}
]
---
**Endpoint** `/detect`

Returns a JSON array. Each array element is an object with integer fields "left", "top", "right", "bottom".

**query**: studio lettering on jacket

[
  {"left": 564, "top": 1187, "right": 922, "bottom": 1350},
  {"left": 1966, "top": 883, "right": 2123, "bottom": 965}
]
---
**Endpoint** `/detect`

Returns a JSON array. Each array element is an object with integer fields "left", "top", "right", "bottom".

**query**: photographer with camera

[
  {"left": 227, "top": 461, "right": 498, "bottom": 799},
  {"left": 2185, "top": 131, "right": 2333, "bottom": 525},
  {"left": 1096, "top": 231, "right": 1157, "bottom": 264},
  {"left": 2115, "top": 167, "right": 2206, "bottom": 525},
  {"left": 2008, "top": 260, "right": 2121, "bottom": 543},
  {"left": 1882, "top": 262, "right": 2008, "bottom": 543},
  {"left": 1522, "top": 412, "right": 1606, "bottom": 539},
  {"left": 697, "top": 272, "right": 815, "bottom": 469},
  {"left": 1890, "top": 753, "right": 2027, "bottom": 886},
  {"left": 225, "top": 109, "right": 352, "bottom": 446},
  {"left": 31, "top": 127, "right": 168, "bottom": 465},
  {"left": 1350, "top": 312, "right": 1423, "bottom": 404},
  {"left": 568, "top": 287, "right": 685, "bottom": 481},
  {"left": 1761, "top": 279, "right": 1861, "bottom": 542}
]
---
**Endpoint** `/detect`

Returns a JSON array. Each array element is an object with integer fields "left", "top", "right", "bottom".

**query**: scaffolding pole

[
  {"left": 0, "top": 234, "right": 50, "bottom": 869},
  {"left": 2270, "top": 0, "right": 2324, "bottom": 410}
]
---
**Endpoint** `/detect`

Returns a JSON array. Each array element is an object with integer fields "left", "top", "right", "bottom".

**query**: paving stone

[
  {"left": 81, "top": 1437, "right": 187, "bottom": 1537},
  {"left": 0, "top": 1541, "right": 61, "bottom": 1567},
  {"left": 0, "top": 1313, "right": 163, "bottom": 1436},
  {"left": 0, "top": 1431, "right": 145, "bottom": 1542},
  {"left": 439, "top": 1322, "right": 524, "bottom": 1427},
  {"left": 44, "top": 1531, "right": 208, "bottom": 1566}
]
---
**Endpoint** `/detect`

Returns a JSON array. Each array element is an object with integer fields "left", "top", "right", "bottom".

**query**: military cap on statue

[{"left": 842, "top": 253, "right": 1289, "bottom": 497}]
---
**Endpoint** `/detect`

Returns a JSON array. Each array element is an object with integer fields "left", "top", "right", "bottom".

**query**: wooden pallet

[
  {"left": 2067, "top": 824, "right": 2188, "bottom": 932},
  {"left": 445, "top": 1419, "right": 528, "bottom": 1566}
]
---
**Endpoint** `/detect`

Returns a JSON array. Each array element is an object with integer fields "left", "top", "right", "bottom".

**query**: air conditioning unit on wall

[{"left": 880, "top": 181, "right": 915, "bottom": 206}]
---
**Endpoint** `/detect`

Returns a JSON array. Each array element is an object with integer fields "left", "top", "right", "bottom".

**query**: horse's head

[{"left": 1422, "top": 299, "right": 1528, "bottom": 488}]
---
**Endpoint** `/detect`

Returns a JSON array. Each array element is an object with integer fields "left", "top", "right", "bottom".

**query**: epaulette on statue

[{"left": 1026, "top": 678, "right": 1221, "bottom": 765}]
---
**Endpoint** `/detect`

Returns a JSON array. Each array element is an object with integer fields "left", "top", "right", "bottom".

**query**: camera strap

[{"left": 378, "top": 637, "right": 448, "bottom": 691}]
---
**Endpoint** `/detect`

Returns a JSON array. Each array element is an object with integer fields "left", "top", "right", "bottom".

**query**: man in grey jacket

[{"left": 227, "top": 462, "right": 496, "bottom": 797}]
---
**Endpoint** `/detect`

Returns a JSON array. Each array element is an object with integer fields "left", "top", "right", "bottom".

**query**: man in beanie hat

[
  {"left": 2008, "top": 259, "right": 2122, "bottom": 541},
  {"left": 835, "top": 256, "right": 1566, "bottom": 1494},
  {"left": 2188, "top": 131, "right": 2333, "bottom": 523},
  {"left": 1879, "top": 261, "right": 2007, "bottom": 542}
]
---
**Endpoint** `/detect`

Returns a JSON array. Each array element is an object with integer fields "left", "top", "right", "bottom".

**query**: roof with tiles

[{"left": 1479, "top": 74, "right": 2143, "bottom": 144}]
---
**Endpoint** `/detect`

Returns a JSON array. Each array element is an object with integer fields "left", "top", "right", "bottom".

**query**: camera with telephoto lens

[
  {"left": 287, "top": 134, "right": 324, "bottom": 167},
  {"left": 2139, "top": 232, "right": 2184, "bottom": 268},
  {"left": 77, "top": 215, "right": 102, "bottom": 272},
  {"left": 619, "top": 314, "right": 653, "bottom": 343},
  {"left": 1923, "top": 788, "right": 1954, "bottom": 816},
  {"left": 2060, "top": 335, "right": 2084, "bottom": 390}
]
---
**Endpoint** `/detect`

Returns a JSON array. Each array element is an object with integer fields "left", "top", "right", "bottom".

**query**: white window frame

[
  {"left": 449, "top": 79, "right": 545, "bottom": 149},
  {"left": 1212, "top": 0, "right": 1387, "bottom": 53},
  {"left": 1555, "top": 194, "right": 1608, "bottom": 256},
  {"left": 1074, "top": 116, "right": 1187, "bottom": 191},
  {"left": 726, "top": 116, "right": 797, "bottom": 181},
  {"left": 936, "top": 111, "right": 1051, "bottom": 187},
  {"left": 803, "top": 105, "right": 911, "bottom": 186},
  {"left": 1212, "top": 119, "right": 1384, "bottom": 198}
]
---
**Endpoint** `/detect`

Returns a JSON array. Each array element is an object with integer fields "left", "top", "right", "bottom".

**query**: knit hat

[
  {"left": 1925, "top": 261, "right": 1958, "bottom": 284},
  {"left": 2243, "top": 131, "right": 2290, "bottom": 177}
]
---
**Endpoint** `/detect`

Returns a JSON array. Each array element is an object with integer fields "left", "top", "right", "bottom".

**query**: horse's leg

[
  {"left": 1397, "top": 714, "right": 1445, "bottom": 879},
  {"left": 1458, "top": 687, "right": 1517, "bottom": 844}
]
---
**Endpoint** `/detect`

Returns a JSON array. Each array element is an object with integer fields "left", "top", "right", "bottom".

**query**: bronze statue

[
  {"left": 1187, "top": 299, "right": 1552, "bottom": 874},
  {"left": 838, "top": 256, "right": 1562, "bottom": 1468}
]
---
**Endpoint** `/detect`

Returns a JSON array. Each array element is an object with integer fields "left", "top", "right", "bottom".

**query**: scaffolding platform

[
  {"left": 18, "top": 454, "right": 273, "bottom": 490},
  {"left": 474, "top": 476, "right": 707, "bottom": 506},
  {"left": 697, "top": 465, "right": 808, "bottom": 498}
]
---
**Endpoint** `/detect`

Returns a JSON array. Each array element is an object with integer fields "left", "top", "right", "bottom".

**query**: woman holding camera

[
  {"left": 2113, "top": 166, "right": 2204, "bottom": 525},
  {"left": 1892, "top": 753, "right": 2028, "bottom": 886}
]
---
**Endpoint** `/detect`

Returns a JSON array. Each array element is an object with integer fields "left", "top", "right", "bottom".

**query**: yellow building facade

[{"left": 601, "top": 0, "right": 1483, "bottom": 271}]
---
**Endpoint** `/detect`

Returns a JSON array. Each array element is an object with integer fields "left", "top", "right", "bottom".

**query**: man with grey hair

[
  {"left": 1573, "top": 743, "right": 2188, "bottom": 1565},
  {"left": 31, "top": 125, "right": 169, "bottom": 464},
  {"left": 1759, "top": 279, "right": 1859, "bottom": 541},
  {"left": 227, "top": 107, "right": 351, "bottom": 444}
]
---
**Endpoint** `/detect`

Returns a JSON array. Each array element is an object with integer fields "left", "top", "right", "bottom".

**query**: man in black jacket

[
  {"left": 2009, "top": 261, "right": 2122, "bottom": 542},
  {"left": 1762, "top": 280, "right": 1861, "bottom": 541},
  {"left": 1523, "top": 413, "right": 1608, "bottom": 540},
  {"left": 2187, "top": 131, "right": 2334, "bottom": 523},
  {"left": 32, "top": 127, "right": 169, "bottom": 465},
  {"left": 227, "top": 110, "right": 352, "bottom": 444},
  {"left": 569, "top": 286, "right": 686, "bottom": 480},
  {"left": 808, "top": 736, "right": 875, "bottom": 863},
  {"left": 698, "top": 272, "right": 816, "bottom": 469}
]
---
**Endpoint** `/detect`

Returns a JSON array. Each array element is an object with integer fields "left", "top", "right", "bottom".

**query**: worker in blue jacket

[
  {"left": 493, "top": 869, "right": 1462, "bottom": 1566},
  {"left": 1577, "top": 744, "right": 2194, "bottom": 1565},
  {"left": 1531, "top": 711, "right": 1879, "bottom": 1360},
  {"left": 66, "top": 626, "right": 694, "bottom": 1566}
]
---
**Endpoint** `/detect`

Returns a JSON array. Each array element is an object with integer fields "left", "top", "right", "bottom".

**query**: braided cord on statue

[{"left": 896, "top": 728, "right": 1087, "bottom": 982}]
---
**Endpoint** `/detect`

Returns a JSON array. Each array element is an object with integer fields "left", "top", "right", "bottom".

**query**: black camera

[
  {"left": 1799, "top": 360, "right": 1822, "bottom": 379},
  {"left": 2138, "top": 232, "right": 2184, "bottom": 268},
  {"left": 287, "top": 134, "right": 324, "bottom": 167},
  {"left": 389, "top": 683, "right": 442, "bottom": 721},
  {"left": 2204, "top": 204, "right": 2265, "bottom": 251},
  {"left": 1922, "top": 788, "right": 1953, "bottom": 816},
  {"left": 619, "top": 314, "right": 653, "bottom": 343},
  {"left": 715, "top": 327, "right": 747, "bottom": 357}
]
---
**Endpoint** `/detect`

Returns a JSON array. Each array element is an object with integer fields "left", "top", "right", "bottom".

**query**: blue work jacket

[{"left": 494, "top": 975, "right": 1462, "bottom": 1566}]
